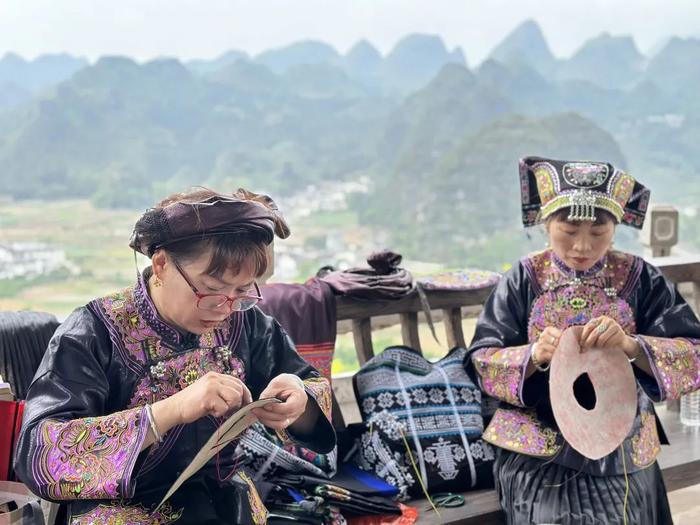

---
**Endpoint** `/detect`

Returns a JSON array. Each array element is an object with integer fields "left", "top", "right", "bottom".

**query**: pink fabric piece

[{"left": 550, "top": 326, "right": 637, "bottom": 460}]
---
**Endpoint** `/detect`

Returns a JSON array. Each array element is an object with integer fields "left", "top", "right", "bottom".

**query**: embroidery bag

[{"left": 352, "top": 346, "right": 494, "bottom": 499}]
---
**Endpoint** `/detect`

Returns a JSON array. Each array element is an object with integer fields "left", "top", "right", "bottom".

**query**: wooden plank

[
  {"left": 443, "top": 307, "right": 466, "bottom": 349},
  {"left": 400, "top": 312, "right": 421, "bottom": 352},
  {"left": 336, "top": 305, "right": 483, "bottom": 335},
  {"left": 336, "top": 287, "right": 495, "bottom": 321},
  {"left": 352, "top": 318, "right": 374, "bottom": 365}
]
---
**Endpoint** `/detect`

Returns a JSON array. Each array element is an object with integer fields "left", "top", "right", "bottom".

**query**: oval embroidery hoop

[{"left": 550, "top": 326, "right": 638, "bottom": 460}]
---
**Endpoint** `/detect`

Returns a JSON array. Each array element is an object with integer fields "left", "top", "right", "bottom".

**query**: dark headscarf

[{"left": 129, "top": 188, "right": 290, "bottom": 257}]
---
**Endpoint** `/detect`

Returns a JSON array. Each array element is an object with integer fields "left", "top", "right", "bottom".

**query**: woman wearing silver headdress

[{"left": 466, "top": 157, "right": 700, "bottom": 524}]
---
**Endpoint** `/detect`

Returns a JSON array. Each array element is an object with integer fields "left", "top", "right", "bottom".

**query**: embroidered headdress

[
  {"left": 130, "top": 188, "right": 290, "bottom": 257},
  {"left": 519, "top": 156, "right": 650, "bottom": 229}
]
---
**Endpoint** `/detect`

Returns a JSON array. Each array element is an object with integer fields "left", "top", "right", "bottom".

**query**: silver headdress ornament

[{"left": 567, "top": 190, "right": 598, "bottom": 222}]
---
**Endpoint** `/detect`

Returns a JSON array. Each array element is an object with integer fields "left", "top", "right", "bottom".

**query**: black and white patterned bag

[{"left": 353, "top": 346, "right": 494, "bottom": 499}]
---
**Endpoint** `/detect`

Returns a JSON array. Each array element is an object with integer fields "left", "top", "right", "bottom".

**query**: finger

[
  {"left": 581, "top": 330, "right": 599, "bottom": 349},
  {"left": 258, "top": 385, "right": 279, "bottom": 400},
  {"left": 242, "top": 383, "right": 253, "bottom": 405},
  {"left": 540, "top": 331, "right": 558, "bottom": 347},
  {"left": 581, "top": 319, "right": 606, "bottom": 347},
  {"left": 580, "top": 318, "right": 600, "bottom": 343},
  {"left": 253, "top": 412, "right": 299, "bottom": 430},
  {"left": 597, "top": 327, "right": 621, "bottom": 348},
  {"left": 254, "top": 396, "right": 305, "bottom": 416},
  {"left": 223, "top": 377, "right": 253, "bottom": 405},
  {"left": 217, "top": 384, "right": 243, "bottom": 407},
  {"left": 550, "top": 327, "right": 563, "bottom": 338},
  {"left": 217, "top": 375, "right": 245, "bottom": 390},
  {"left": 260, "top": 385, "right": 300, "bottom": 403},
  {"left": 206, "top": 397, "right": 230, "bottom": 418}
]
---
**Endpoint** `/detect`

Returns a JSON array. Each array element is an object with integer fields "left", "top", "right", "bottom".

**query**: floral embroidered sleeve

[
  {"left": 467, "top": 263, "right": 544, "bottom": 408},
  {"left": 29, "top": 407, "right": 149, "bottom": 500},
  {"left": 634, "top": 262, "right": 700, "bottom": 401},
  {"left": 636, "top": 336, "right": 700, "bottom": 401},
  {"left": 471, "top": 344, "right": 533, "bottom": 407},
  {"left": 14, "top": 309, "right": 149, "bottom": 501}
]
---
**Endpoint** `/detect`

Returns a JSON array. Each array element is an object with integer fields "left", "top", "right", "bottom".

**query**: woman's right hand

[
  {"left": 166, "top": 371, "right": 253, "bottom": 425},
  {"left": 532, "top": 327, "right": 563, "bottom": 366},
  {"left": 144, "top": 372, "right": 251, "bottom": 450}
]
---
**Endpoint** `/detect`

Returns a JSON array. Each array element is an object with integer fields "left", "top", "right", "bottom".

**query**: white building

[{"left": 0, "top": 242, "right": 75, "bottom": 280}]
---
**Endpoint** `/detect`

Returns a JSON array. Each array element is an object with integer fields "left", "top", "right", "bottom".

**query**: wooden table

[{"left": 414, "top": 403, "right": 700, "bottom": 524}]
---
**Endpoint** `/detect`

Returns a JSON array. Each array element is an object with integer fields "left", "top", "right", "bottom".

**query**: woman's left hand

[
  {"left": 580, "top": 316, "right": 639, "bottom": 358},
  {"left": 251, "top": 373, "right": 308, "bottom": 431}
]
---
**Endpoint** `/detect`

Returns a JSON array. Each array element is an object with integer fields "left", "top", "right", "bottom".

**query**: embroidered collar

[
  {"left": 550, "top": 251, "right": 607, "bottom": 281},
  {"left": 134, "top": 268, "right": 202, "bottom": 350}
]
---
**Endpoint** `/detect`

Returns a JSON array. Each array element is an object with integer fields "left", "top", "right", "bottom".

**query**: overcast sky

[{"left": 1, "top": 0, "right": 698, "bottom": 65}]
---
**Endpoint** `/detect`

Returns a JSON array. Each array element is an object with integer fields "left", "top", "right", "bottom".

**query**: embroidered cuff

[
  {"left": 637, "top": 335, "right": 700, "bottom": 401},
  {"left": 31, "top": 407, "right": 149, "bottom": 500},
  {"left": 472, "top": 344, "right": 532, "bottom": 407}
]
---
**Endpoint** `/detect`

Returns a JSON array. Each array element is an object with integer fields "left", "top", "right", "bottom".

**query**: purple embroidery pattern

[
  {"left": 93, "top": 284, "right": 245, "bottom": 408},
  {"left": 94, "top": 282, "right": 245, "bottom": 473},
  {"left": 33, "top": 407, "right": 148, "bottom": 500},
  {"left": 129, "top": 348, "right": 245, "bottom": 407},
  {"left": 630, "top": 412, "right": 661, "bottom": 468},
  {"left": 472, "top": 345, "right": 530, "bottom": 407},
  {"left": 639, "top": 335, "right": 700, "bottom": 400},
  {"left": 528, "top": 287, "right": 636, "bottom": 342},
  {"left": 94, "top": 287, "right": 235, "bottom": 368},
  {"left": 526, "top": 250, "right": 638, "bottom": 341},
  {"left": 71, "top": 501, "right": 182, "bottom": 525},
  {"left": 482, "top": 408, "right": 561, "bottom": 457}
]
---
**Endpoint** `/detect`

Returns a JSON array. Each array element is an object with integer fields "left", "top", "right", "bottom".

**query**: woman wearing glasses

[{"left": 14, "top": 189, "right": 335, "bottom": 525}]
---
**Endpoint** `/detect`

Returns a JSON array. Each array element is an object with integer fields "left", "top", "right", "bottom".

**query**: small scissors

[{"left": 425, "top": 492, "right": 465, "bottom": 510}]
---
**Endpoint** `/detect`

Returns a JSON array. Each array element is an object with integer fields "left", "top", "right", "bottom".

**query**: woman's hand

[
  {"left": 144, "top": 372, "right": 251, "bottom": 451},
  {"left": 168, "top": 371, "right": 252, "bottom": 424},
  {"left": 532, "top": 326, "right": 563, "bottom": 366},
  {"left": 580, "top": 316, "right": 639, "bottom": 357},
  {"left": 251, "top": 373, "right": 308, "bottom": 431}
]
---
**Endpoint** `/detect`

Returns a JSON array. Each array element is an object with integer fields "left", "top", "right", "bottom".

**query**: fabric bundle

[{"left": 318, "top": 251, "right": 414, "bottom": 301}]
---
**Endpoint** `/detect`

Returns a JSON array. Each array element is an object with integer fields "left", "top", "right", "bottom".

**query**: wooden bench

[{"left": 331, "top": 255, "right": 700, "bottom": 524}]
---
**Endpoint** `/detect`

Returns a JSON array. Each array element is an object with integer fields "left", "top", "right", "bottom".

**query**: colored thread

[
  {"left": 621, "top": 444, "right": 629, "bottom": 525},
  {"left": 399, "top": 427, "right": 440, "bottom": 518}
]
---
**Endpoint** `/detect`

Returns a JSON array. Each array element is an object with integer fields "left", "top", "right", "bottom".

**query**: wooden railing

[
  {"left": 335, "top": 255, "right": 700, "bottom": 367},
  {"left": 336, "top": 286, "right": 494, "bottom": 364}
]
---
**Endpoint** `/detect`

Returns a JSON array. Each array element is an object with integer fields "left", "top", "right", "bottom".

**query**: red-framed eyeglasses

[{"left": 173, "top": 259, "right": 263, "bottom": 311}]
